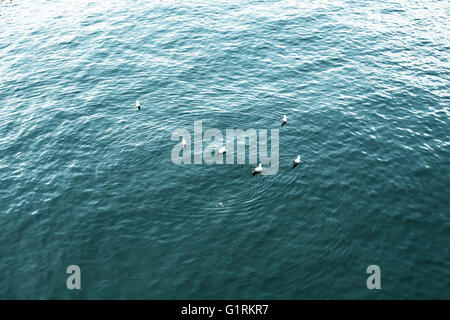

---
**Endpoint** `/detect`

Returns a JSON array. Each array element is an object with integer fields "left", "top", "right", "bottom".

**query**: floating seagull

[
  {"left": 182, "top": 137, "right": 187, "bottom": 148},
  {"left": 136, "top": 100, "right": 141, "bottom": 110},
  {"left": 293, "top": 155, "right": 301, "bottom": 168},
  {"left": 252, "top": 163, "right": 262, "bottom": 176},
  {"left": 218, "top": 146, "right": 226, "bottom": 154},
  {"left": 281, "top": 114, "right": 287, "bottom": 126}
]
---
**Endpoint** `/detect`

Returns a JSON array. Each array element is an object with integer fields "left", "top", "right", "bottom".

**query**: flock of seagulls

[
  {"left": 252, "top": 114, "right": 302, "bottom": 176},
  {"left": 136, "top": 101, "right": 301, "bottom": 176}
]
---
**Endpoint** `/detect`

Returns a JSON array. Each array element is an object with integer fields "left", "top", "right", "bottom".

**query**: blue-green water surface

[{"left": 0, "top": 0, "right": 449, "bottom": 299}]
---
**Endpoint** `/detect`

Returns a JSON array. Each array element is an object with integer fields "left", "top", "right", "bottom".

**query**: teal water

[{"left": 0, "top": 0, "right": 449, "bottom": 299}]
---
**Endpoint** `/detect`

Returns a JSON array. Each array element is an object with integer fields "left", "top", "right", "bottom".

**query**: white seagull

[
  {"left": 182, "top": 137, "right": 187, "bottom": 148},
  {"left": 252, "top": 163, "right": 262, "bottom": 176},
  {"left": 293, "top": 155, "right": 301, "bottom": 168},
  {"left": 218, "top": 146, "right": 226, "bottom": 154},
  {"left": 136, "top": 100, "right": 141, "bottom": 110},
  {"left": 281, "top": 114, "right": 287, "bottom": 126}
]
